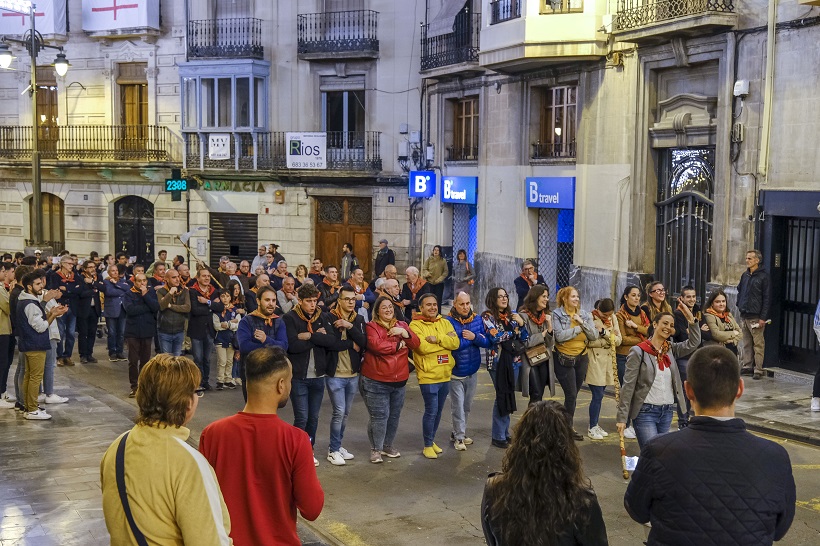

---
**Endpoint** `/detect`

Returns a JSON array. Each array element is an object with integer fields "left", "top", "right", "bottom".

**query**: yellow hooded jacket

[{"left": 410, "top": 316, "right": 461, "bottom": 384}]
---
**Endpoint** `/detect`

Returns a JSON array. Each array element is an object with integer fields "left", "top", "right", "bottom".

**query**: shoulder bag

[
  {"left": 525, "top": 343, "right": 550, "bottom": 366},
  {"left": 116, "top": 432, "right": 150, "bottom": 546}
]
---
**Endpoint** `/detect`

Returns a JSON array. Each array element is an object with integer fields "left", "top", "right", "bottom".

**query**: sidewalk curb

[
  {"left": 736, "top": 413, "right": 820, "bottom": 447},
  {"left": 299, "top": 519, "right": 347, "bottom": 546}
]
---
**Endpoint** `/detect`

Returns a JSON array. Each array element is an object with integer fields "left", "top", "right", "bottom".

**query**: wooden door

[
  {"left": 120, "top": 83, "right": 148, "bottom": 155},
  {"left": 315, "top": 197, "right": 372, "bottom": 279},
  {"left": 114, "top": 196, "right": 154, "bottom": 265}
]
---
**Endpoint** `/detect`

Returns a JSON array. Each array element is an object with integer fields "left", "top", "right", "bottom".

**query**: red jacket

[{"left": 361, "top": 321, "right": 420, "bottom": 383}]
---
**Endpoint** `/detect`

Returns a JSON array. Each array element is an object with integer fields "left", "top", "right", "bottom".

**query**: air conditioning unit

[{"left": 397, "top": 141, "right": 409, "bottom": 160}]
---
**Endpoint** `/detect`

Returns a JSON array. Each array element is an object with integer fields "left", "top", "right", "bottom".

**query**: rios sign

[{"left": 286, "top": 132, "right": 327, "bottom": 169}]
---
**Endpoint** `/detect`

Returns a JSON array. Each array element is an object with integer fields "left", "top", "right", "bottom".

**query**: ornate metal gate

[
  {"left": 537, "top": 208, "right": 574, "bottom": 293},
  {"left": 452, "top": 204, "right": 477, "bottom": 263},
  {"left": 655, "top": 148, "right": 714, "bottom": 298},
  {"left": 114, "top": 196, "right": 154, "bottom": 265}
]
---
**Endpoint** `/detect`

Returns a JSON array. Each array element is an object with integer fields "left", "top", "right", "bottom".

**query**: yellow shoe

[
  {"left": 422, "top": 446, "right": 438, "bottom": 459},
  {"left": 432, "top": 443, "right": 443, "bottom": 454}
]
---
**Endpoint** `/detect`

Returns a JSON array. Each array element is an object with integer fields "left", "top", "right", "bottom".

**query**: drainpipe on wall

[{"left": 757, "top": 0, "right": 777, "bottom": 180}]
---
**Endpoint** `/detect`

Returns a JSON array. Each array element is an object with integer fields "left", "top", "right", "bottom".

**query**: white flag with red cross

[
  {"left": 81, "top": 0, "right": 159, "bottom": 32},
  {"left": 0, "top": 0, "right": 66, "bottom": 36}
]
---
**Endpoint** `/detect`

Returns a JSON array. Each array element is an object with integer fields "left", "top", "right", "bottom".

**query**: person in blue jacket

[
  {"left": 102, "top": 264, "right": 131, "bottom": 362},
  {"left": 236, "top": 285, "right": 288, "bottom": 401},
  {"left": 446, "top": 291, "right": 492, "bottom": 451}
]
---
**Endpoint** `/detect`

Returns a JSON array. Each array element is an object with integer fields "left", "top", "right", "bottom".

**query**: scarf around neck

[
  {"left": 250, "top": 309, "right": 278, "bottom": 326},
  {"left": 294, "top": 305, "right": 321, "bottom": 333},
  {"left": 638, "top": 339, "right": 671, "bottom": 371},
  {"left": 519, "top": 274, "right": 534, "bottom": 287},
  {"left": 408, "top": 279, "right": 427, "bottom": 299},
  {"left": 374, "top": 316, "right": 398, "bottom": 331},
  {"left": 323, "top": 277, "right": 339, "bottom": 292},
  {"left": 332, "top": 307, "right": 357, "bottom": 322},
  {"left": 191, "top": 282, "right": 214, "bottom": 299},
  {"left": 705, "top": 307, "right": 730, "bottom": 322},
  {"left": 412, "top": 313, "right": 441, "bottom": 323},
  {"left": 592, "top": 309, "right": 612, "bottom": 328},
  {"left": 449, "top": 308, "right": 476, "bottom": 325},
  {"left": 57, "top": 270, "right": 74, "bottom": 282},
  {"left": 525, "top": 309, "right": 547, "bottom": 326}
]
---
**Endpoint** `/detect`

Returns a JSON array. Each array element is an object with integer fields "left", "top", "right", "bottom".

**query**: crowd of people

[{"left": 0, "top": 243, "right": 809, "bottom": 545}]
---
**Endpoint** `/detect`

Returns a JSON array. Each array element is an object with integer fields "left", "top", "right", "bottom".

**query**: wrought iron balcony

[
  {"left": 445, "top": 145, "right": 479, "bottom": 162},
  {"left": 0, "top": 125, "right": 174, "bottom": 163},
  {"left": 184, "top": 131, "right": 382, "bottom": 173},
  {"left": 532, "top": 141, "right": 576, "bottom": 160},
  {"left": 490, "top": 0, "right": 521, "bottom": 24},
  {"left": 187, "top": 18, "right": 264, "bottom": 59},
  {"left": 421, "top": 12, "right": 481, "bottom": 72},
  {"left": 297, "top": 10, "right": 379, "bottom": 59},
  {"left": 614, "top": 0, "right": 736, "bottom": 41}
]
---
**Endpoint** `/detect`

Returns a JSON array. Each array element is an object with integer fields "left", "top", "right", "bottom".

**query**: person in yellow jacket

[
  {"left": 410, "top": 293, "right": 461, "bottom": 459},
  {"left": 101, "top": 354, "right": 232, "bottom": 545}
]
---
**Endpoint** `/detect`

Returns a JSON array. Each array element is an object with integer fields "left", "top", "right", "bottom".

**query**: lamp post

[{"left": 0, "top": 1, "right": 69, "bottom": 252}]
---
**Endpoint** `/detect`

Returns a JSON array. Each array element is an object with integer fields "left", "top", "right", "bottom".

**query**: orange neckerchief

[
  {"left": 191, "top": 282, "right": 215, "bottom": 299},
  {"left": 249, "top": 309, "right": 279, "bottom": 327},
  {"left": 152, "top": 273, "right": 165, "bottom": 285},
  {"left": 592, "top": 309, "right": 612, "bottom": 328},
  {"left": 519, "top": 274, "right": 534, "bottom": 287},
  {"left": 705, "top": 307, "right": 731, "bottom": 322},
  {"left": 412, "top": 313, "right": 441, "bottom": 323},
  {"left": 348, "top": 279, "right": 368, "bottom": 294},
  {"left": 638, "top": 339, "right": 672, "bottom": 371},
  {"left": 449, "top": 308, "right": 476, "bottom": 325},
  {"left": 525, "top": 309, "right": 547, "bottom": 327},
  {"left": 332, "top": 307, "right": 357, "bottom": 322},
  {"left": 408, "top": 279, "right": 427, "bottom": 299},
  {"left": 57, "top": 270, "right": 75, "bottom": 282},
  {"left": 374, "top": 316, "right": 398, "bottom": 331},
  {"left": 220, "top": 303, "right": 235, "bottom": 319},
  {"left": 294, "top": 305, "right": 321, "bottom": 333},
  {"left": 130, "top": 286, "right": 141, "bottom": 294},
  {"left": 323, "top": 277, "right": 339, "bottom": 293}
]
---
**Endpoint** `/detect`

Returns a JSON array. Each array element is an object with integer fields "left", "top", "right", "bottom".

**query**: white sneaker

[
  {"left": 0, "top": 399, "right": 15, "bottom": 409},
  {"left": 592, "top": 425, "right": 609, "bottom": 437},
  {"left": 454, "top": 439, "right": 467, "bottom": 451},
  {"left": 233, "top": 378, "right": 242, "bottom": 386},
  {"left": 624, "top": 426, "right": 637, "bottom": 439},
  {"left": 2, "top": 393, "right": 15, "bottom": 403},
  {"left": 44, "top": 394, "right": 68, "bottom": 404},
  {"left": 313, "top": 456, "right": 319, "bottom": 467},
  {"left": 338, "top": 447, "right": 354, "bottom": 460},
  {"left": 811, "top": 397, "right": 820, "bottom": 412},
  {"left": 587, "top": 428, "right": 604, "bottom": 440},
  {"left": 37, "top": 393, "right": 46, "bottom": 403},
  {"left": 327, "top": 451, "right": 346, "bottom": 466},
  {"left": 25, "top": 409, "right": 52, "bottom": 420}
]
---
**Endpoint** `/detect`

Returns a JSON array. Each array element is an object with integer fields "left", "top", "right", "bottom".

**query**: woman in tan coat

[
  {"left": 702, "top": 289, "right": 741, "bottom": 355},
  {"left": 422, "top": 245, "right": 448, "bottom": 313},
  {"left": 585, "top": 298, "right": 621, "bottom": 440}
]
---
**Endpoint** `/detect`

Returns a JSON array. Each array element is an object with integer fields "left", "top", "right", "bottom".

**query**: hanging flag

[
  {"left": 179, "top": 227, "right": 209, "bottom": 246},
  {"left": 0, "top": 0, "right": 66, "bottom": 36},
  {"left": 82, "top": 0, "right": 159, "bottom": 32}
]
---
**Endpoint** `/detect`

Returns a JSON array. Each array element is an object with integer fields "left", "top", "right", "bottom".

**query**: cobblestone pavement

[{"left": 2, "top": 343, "right": 819, "bottom": 545}]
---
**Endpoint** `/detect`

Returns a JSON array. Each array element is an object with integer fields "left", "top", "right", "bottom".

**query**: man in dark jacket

[
  {"left": 324, "top": 285, "right": 367, "bottom": 466},
  {"left": 188, "top": 269, "right": 224, "bottom": 390},
  {"left": 76, "top": 261, "right": 104, "bottom": 364},
  {"left": 736, "top": 249, "right": 771, "bottom": 380},
  {"left": 373, "top": 239, "right": 395, "bottom": 279},
  {"left": 122, "top": 273, "right": 159, "bottom": 397},
  {"left": 236, "top": 285, "right": 288, "bottom": 401},
  {"left": 671, "top": 285, "right": 707, "bottom": 426},
  {"left": 317, "top": 266, "right": 340, "bottom": 310},
  {"left": 156, "top": 269, "right": 191, "bottom": 356},
  {"left": 284, "top": 283, "right": 348, "bottom": 466},
  {"left": 103, "top": 264, "right": 130, "bottom": 362},
  {"left": 625, "top": 345, "right": 796, "bottom": 545},
  {"left": 49, "top": 255, "right": 83, "bottom": 366},
  {"left": 446, "top": 291, "right": 492, "bottom": 451},
  {"left": 513, "top": 260, "right": 547, "bottom": 311}
]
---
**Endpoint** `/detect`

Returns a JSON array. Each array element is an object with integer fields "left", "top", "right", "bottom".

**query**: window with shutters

[{"left": 447, "top": 97, "right": 479, "bottom": 162}]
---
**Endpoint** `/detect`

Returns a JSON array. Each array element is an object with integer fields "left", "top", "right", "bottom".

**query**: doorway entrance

[
  {"left": 315, "top": 197, "right": 372, "bottom": 280},
  {"left": 114, "top": 196, "right": 154, "bottom": 265},
  {"left": 209, "top": 213, "right": 259, "bottom": 264},
  {"left": 29, "top": 192, "right": 64, "bottom": 251}
]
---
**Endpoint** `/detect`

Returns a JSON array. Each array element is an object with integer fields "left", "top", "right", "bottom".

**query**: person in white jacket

[{"left": 212, "top": 291, "right": 240, "bottom": 390}]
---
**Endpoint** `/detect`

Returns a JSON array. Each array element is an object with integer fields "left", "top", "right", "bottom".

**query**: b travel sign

[
  {"left": 286, "top": 132, "right": 327, "bottom": 169},
  {"left": 441, "top": 176, "right": 478, "bottom": 205},
  {"left": 525, "top": 177, "right": 576, "bottom": 209},
  {"left": 409, "top": 170, "right": 436, "bottom": 198}
]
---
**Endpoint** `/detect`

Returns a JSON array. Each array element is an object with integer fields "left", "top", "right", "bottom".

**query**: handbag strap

[{"left": 116, "top": 432, "right": 150, "bottom": 546}]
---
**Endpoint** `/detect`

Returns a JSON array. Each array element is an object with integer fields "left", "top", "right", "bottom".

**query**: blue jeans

[
  {"left": 44, "top": 340, "right": 57, "bottom": 395},
  {"left": 291, "top": 377, "right": 325, "bottom": 446},
  {"left": 419, "top": 382, "right": 450, "bottom": 447},
  {"left": 326, "top": 376, "right": 358, "bottom": 453},
  {"left": 190, "top": 336, "right": 215, "bottom": 386},
  {"left": 106, "top": 316, "right": 126, "bottom": 355},
  {"left": 633, "top": 403, "right": 675, "bottom": 450},
  {"left": 588, "top": 385, "right": 606, "bottom": 428},
  {"left": 450, "top": 373, "right": 477, "bottom": 441},
  {"left": 359, "top": 375, "right": 405, "bottom": 451},
  {"left": 489, "top": 364, "right": 520, "bottom": 442},
  {"left": 57, "top": 310, "right": 77, "bottom": 358},
  {"left": 158, "top": 331, "right": 184, "bottom": 356}
]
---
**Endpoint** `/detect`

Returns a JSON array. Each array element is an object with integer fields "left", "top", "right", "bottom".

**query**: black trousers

[
  {"left": 126, "top": 337, "right": 153, "bottom": 389},
  {"left": 77, "top": 313, "right": 99, "bottom": 358}
]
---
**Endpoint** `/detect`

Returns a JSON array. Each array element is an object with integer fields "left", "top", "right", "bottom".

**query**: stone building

[{"left": 415, "top": 0, "right": 820, "bottom": 373}]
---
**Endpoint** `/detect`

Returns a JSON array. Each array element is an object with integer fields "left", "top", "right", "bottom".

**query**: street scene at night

[{"left": 1, "top": 1, "right": 820, "bottom": 545}]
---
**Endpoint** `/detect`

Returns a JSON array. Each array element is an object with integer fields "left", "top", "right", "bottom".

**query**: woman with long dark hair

[
  {"left": 482, "top": 287, "right": 528, "bottom": 449},
  {"left": 642, "top": 281, "right": 673, "bottom": 322},
  {"left": 482, "top": 400, "right": 608, "bottom": 546},
  {"left": 518, "top": 284, "right": 554, "bottom": 406},
  {"left": 702, "top": 289, "right": 741, "bottom": 355},
  {"left": 225, "top": 279, "right": 247, "bottom": 314},
  {"left": 422, "top": 245, "right": 448, "bottom": 312}
]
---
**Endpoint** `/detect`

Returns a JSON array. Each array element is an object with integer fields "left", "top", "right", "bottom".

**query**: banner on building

[
  {"left": 208, "top": 134, "right": 231, "bottom": 160},
  {"left": 525, "top": 177, "right": 576, "bottom": 209},
  {"left": 286, "top": 132, "right": 327, "bottom": 170},
  {"left": 0, "top": 0, "right": 66, "bottom": 36},
  {"left": 409, "top": 170, "right": 436, "bottom": 198},
  {"left": 441, "top": 176, "right": 477, "bottom": 205},
  {"left": 82, "top": 0, "right": 160, "bottom": 32}
]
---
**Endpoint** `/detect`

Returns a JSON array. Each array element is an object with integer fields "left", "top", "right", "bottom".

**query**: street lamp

[{"left": 0, "top": 0, "right": 70, "bottom": 252}]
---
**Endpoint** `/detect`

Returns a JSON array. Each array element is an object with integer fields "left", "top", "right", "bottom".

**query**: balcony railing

[
  {"left": 490, "top": 0, "right": 521, "bottom": 24},
  {"left": 187, "top": 18, "right": 263, "bottom": 59},
  {"left": 421, "top": 12, "right": 481, "bottom": 71},
  {"left": 615, "top": 0, "right": 735, "bottom": 31},
  {"left": 445, "top": 145, "right": 478, "bottom": 162},
  {"left": 184, "top": 131, "right": 382, "bottom": 172},
  {"left": 298, "top": 10, "right": 379, "bottom": 56},
  {"left": 0, "top": 125, "right": 173, "bottom": 162},
  {"left": 532, "top": 141, "right": 576, "bottom": 159}
]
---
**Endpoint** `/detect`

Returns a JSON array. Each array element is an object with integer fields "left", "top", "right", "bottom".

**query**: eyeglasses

[
  {"left": 651, "top": 288, "right": 666, "bottom": 294},
  {"left": 497, "top": 294, "right": 509, "bottom": 299},
  {"left": 194, "top": 387, "right": 206, "bottom": 398},
  {"left": 340, "top": 297, "right": 357, "bottom": 302}
]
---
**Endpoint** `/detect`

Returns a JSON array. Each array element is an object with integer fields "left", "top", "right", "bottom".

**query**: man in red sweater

[{"left": 200, "top": 347, "right": 324, "bottom": 545}]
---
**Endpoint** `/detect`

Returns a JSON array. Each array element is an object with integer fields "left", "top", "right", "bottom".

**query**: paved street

[{"left": 2, "top": 343, "right": 820, "bottom": 545}]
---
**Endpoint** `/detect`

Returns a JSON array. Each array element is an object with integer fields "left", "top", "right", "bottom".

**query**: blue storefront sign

[
  {"left": 408, "top": 170, "right": 436, "bottom": 198},
  {"left": 441, "top": 176, "right": 478, "bottom": 205},
  {"left": 525, "top": 177, "right": 576, "bottom": 209}
]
